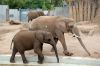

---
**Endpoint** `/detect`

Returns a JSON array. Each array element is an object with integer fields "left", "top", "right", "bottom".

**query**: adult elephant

[
  {"left": 29, "top": 16, "right": 90, "bottom": 56},
  {"left": 27, "top": 11, "right": 45, "bottom": 22}
]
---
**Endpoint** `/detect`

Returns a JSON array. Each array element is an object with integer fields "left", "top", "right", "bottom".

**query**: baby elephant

[{"left": 10, "top": 30, "right": 59, "bottom": 64}]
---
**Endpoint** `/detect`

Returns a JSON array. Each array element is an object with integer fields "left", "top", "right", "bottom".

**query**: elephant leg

[
  {"left": 10, "top": 47, "right": 18, "bottom": 63},
  {"left": 56, "top": 31, "right": 73, "bottom": 56},
  {"left": 37, "top": 54, "right": 44, "bottom": 64},
  {"left": 34, "top": 48, "right": 44, "bottom": 64},
  {"left": 40, "top": 43, "right": 43, "bottom": 51},
  {"left": 51, "top": 38, "right": 58, "bottom": 52},
  {"left": 38, "top": 44, "right": 43, "bottom": 62},
  {"left": 19, "top": 51, "right": 28, "bottom": 64}
]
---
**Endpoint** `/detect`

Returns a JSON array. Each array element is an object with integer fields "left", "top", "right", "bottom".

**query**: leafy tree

[{"left": 0, "top": 0, "right": 64, "bottom": 9}]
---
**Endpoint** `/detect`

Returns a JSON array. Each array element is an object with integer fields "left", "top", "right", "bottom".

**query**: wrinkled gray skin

[
  {"left": 27, "top": 11, "right": 45, "bottom": 22},
  {"left": 29, "top": 16, "right": 90, "bottom": 56},
  {"left": 10, "top": 30, "right": 59, "bottom": 64}
]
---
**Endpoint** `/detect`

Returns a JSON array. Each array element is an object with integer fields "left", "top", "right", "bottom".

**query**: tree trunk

[
  {"left": 72, "top": 1, "right": 74, "bottom": 19},
  {"left": 86, "top": 0, "right": 88, "bottom": 21},
  {"left": 94, "top": 0, "right": 99, "bottom": 18},
  {"left": 73, "top": 1, "right": 78, "bottom": 22},
  {"left": 77, "top": 0, "right": 80, "bottom": 22},
  {"left": 66, "top": 0, "right": 99, "bottom": 23},
  {"left": 90, "top": 0, "right": 93, "bottom": 21},
  {"left": 82, "top": 0, "right": 85, "bottom": 21}
]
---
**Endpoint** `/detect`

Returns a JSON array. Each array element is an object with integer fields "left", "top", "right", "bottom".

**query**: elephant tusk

[
  {"left": 45, "top": 25, "right": 48, "bottom": 28},
  {"left": 72, "top": 34, "right": 81, "bottom": 38}
]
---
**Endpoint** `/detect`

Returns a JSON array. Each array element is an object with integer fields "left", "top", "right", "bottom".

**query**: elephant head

[
  {"left": 67, "top": 21, "right": 90, "bottom": 56},
  {"left": 63, "top": 18, "right": 90, "bottom": 55},
  {"left": 35, "top": 31, "right": 59, "bottom": 63}
]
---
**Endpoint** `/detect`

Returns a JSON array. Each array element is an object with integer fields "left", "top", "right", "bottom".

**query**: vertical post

[
  {"left": 86, "top": 0, "right": 88, "bottom": 21},
  {"left": 6, "top": 8, "right": 9, "bottom": 21},
  {"left": 77, "top": 0, "right": 80, "bottom": 22},
  {"left": 90, "top": 1, "right": 92, "bottom": 21},
  {"left": 19, "top": 8, "right": 21, "bottom": 22},
  {"left": 82, "top": 0, "right": 84, "bottom": 21}
]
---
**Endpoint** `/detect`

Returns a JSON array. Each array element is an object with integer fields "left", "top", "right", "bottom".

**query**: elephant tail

[
  {"left": 10, "top": 31, "right": 18, "bottom": 50},
  {"left": 10, "top": 34, "right": 15, "bottom": 50},
  {"left": 10, "top": 39, "right": 14, "bottom": 50}
]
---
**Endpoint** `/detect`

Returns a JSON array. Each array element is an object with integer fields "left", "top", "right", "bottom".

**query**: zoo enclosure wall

[{"left": 0, "top": 5, "right": 69, "bottom": 22}]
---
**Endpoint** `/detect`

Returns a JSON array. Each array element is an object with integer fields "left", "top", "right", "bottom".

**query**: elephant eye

[{"left": 47, "top": 39, "right": 51, "bottom": 42}]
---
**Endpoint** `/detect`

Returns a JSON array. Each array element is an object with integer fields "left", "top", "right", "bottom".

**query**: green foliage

[
  {"left": 0, "top": 0, "right": 63, "bottom": 10},
  {"left": 51, "top": 0, "right": 63, "bottom": 7}
]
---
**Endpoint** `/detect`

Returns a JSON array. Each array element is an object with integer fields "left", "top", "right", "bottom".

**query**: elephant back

[{"left": 27, "top": 11, "right": 45, "bottom": 22}]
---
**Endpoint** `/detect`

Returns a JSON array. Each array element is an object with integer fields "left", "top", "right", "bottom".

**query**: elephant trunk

[
  {"left": 77, "top": 37, "right": 90, "bottom": 56},
  {"left": 52, "top": 44, "right": 59, "bottom": 63},
  {"left": 72, "top": 25, "right": 90, "bottom": 56}
]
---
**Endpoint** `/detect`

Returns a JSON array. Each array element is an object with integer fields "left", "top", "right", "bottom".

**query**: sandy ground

[{"left": 0, "top": 22, "right": 100, "bottom": 59}]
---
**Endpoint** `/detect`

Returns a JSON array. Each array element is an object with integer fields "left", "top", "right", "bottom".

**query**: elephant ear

[
  {"left": 72, "top": 25, "right": 80, "bottom": 37},
  {"left": 35, "top": 31, "right": 44, "bottom": 43},
  {"left": 66, "top": 22, "right": 74, "bottom": 33}
]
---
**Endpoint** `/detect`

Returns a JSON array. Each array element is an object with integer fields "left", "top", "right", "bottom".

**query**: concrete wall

[
  {"left": 0, "top": 5, "right": 69, "bottom": 22},
  {"left": 19, "top": 9, "right": 29, "bottom": 22},
  {"left": 49, "top": 6, "right": 69, "bottom": 17},
  {"left": 0, "top": 5, "right": 9, "bottom": 22},
  {"left": 9, "top": 9, "right": 19, "bottom": 21}
]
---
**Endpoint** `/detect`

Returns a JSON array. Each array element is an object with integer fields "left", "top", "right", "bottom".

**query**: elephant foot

[
  {"left": 10, "top": 57, "right": 15, "bottom": 63},
  {"left": 23, "top": 60, "right": 28, "bottom": 64},
  {"left": 10, "top": 59, "right": 15, "bottom": 63},
  {"left": 63, "top": 50, "right": 73, "bottom": 56},
  {"left": 37, "top": 60, "right": 43, "bottom": 64}
]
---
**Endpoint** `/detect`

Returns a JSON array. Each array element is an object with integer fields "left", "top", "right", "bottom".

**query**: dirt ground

[{"left": 0, "top": 22, "right": 100, "bottom": 59}]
